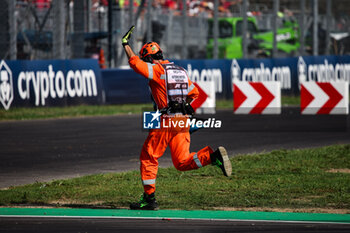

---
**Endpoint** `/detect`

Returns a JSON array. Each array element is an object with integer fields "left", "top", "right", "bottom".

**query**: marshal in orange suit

[{"left": 121, "top": 26, "right": 232, "bottom": 210}]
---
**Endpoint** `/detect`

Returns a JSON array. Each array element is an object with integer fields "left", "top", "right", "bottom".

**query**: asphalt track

[
  {"left": 0, "top": 108, "right": 349, "bottom": 188},
  {"left": 0, "top": 208, "right": 350, "bottom": 233},
  {"left": 1, "top": 217, "right": 350, "bottom": 233},
  {"left": 1, "top": 107, "right": 350, "bottom": 232}
]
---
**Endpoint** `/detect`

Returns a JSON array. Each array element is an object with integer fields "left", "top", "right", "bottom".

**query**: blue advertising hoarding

[
  {"left": 174, "top": 57, "right": 298, "bottom": 99},
  {"left": 175, "top": 55, "right": 350, "bottom": 99},
  {"left": 0, "top": 59, "right": 105, "bottom": 110},
  {"left": 101, "top": 68, "right": 150, "bottom": 104},
  {"left": 2, "top": 56, "right": 349, "bottom": 109},
  {"left": 100, "top": 55, "right": 350, "bottom": 105}
]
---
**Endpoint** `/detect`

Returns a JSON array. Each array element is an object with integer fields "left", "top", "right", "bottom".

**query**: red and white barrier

[
  {"left": 191, "top": 81, "right": 216, "bottom": 114},
  {"left": 301, "top": 82, "right": 349, "bottom": 114},
  {"left": 233, "top": 81, "right": 281, "bottom": 114}
]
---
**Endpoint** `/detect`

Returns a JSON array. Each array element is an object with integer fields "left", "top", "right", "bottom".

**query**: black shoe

[
  {"left": 130, "top": 192, "right": 159, "bottom": 210},
  {"left": 210, "top": 146, "right": 232, "bottom": 177}
]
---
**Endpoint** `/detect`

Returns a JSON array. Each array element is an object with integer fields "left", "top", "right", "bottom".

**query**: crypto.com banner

[
  {"left": 0, "top": 59, "right": 104, "bottom": 110},
  {"left": 174, "top": 55, "right": 350, "bottom": 99}
]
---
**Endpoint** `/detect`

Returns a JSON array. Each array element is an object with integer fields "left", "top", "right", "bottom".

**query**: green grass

[
  {"left": 0, "top": 103, "right": 153, "bottom": 121},
  {"left": 216, "top": 96, "right": 300, "bottom": 109},
  {"left": 0, "top": 96, "right": 300, "bottom": 121},
  {"left": 282, "top": 95, "right": 301, "bottom": 106},
  {"left": 1, "top": 144, "right": 349, "bottom": 211},
  {"left": 216, "top": 99, "right": 233, "bottom": 109}
]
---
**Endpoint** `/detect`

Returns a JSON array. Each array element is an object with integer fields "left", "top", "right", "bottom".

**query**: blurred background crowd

[{"left": 1, "top": 0, "right": 349, "bottom": 67}]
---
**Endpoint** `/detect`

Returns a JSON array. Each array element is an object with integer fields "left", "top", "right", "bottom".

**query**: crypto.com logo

[
  {"left": 0, "top": 60, "right": 13, "bottom": 110},
  {"left": 230, "top": 59, "right": 291, "bottom": 89}
]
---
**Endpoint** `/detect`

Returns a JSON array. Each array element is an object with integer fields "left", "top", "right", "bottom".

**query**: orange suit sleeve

[
  {"left": 129, "top": 55, "right": 156, "bottom": 80},
  {"left": 187, "top": 79, "right": 199, "bottom": 100}
]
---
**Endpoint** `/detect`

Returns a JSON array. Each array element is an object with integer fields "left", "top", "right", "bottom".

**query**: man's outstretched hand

[{"left": 122, "top": 25, "right": 135, "bottom": 46}]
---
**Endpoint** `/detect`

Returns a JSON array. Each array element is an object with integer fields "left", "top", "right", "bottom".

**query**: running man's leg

[
  {"left": 169, "top": 131, "right": 213, "bottom": 171},
  {"left": 140, "top": 130, "right": 169, "bottom": 195}
]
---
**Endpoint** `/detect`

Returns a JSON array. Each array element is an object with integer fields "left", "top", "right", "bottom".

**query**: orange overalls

[{"left": 129, "top": 55, "right": 213, "bottom": 195}]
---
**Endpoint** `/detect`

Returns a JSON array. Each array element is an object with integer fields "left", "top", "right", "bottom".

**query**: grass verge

[
  {"left": 0, "top": 96, "right": 300, "bottom": 121},
  {"left": 0, "top": 144, "right": 349, "bottom": 212},
  {"left": 216, "top": 96, "right": 300, "bottom": 109},
  {"left": 0, "top": 103, "right": 153, "bottom": 121}
]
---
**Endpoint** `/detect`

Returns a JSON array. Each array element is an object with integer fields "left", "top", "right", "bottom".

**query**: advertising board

[{"left": 0, "top": 59, "right": 104, "bottom": 110}]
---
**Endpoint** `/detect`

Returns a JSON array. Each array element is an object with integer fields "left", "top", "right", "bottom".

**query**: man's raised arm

[{"left": 122, "top": 26, "right": 136, "bottom": 59}]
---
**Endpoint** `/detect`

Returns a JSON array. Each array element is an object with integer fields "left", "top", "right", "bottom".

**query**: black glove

[
  {"left": 122, "top": 25, "right": 135, "bottom": 46},
  {"left": 184, "top": 102, "right": 195, "bottom": 116},
  {"left": 168, "top": 101, "right": 182, "bottom": 114}
]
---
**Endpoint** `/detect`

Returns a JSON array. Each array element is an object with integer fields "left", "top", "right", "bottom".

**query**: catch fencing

[{"left": 1, "top": 0, "right": 350, "bottom": 68}]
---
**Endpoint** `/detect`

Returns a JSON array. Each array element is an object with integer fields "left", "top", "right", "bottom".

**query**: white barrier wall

[
  {"left": 194, "top": 80, "right": 216, "bottom": 114},
  {"left": 300, "top": 81, "right": 349, "bottom": 115},
  {"left": 233, "top": 80, "right": 281, "bottom": 114}
]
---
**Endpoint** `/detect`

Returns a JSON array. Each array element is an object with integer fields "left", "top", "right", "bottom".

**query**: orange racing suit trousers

[{"left": 140, "top": 128, "right": 213, "bottom": 195}]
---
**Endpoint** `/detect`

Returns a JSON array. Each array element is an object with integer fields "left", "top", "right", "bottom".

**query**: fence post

[
  {"left": 108, "top": 0, "right": 113, "bottom": 67},
  {"left": 166, "top": 11, "right": 173, "bottom": 58},
  {"left": 8, "top": 0, "right": 16, "bottom": 60},
  {"left": 272, "top": 0, "right": 279, "bottom": 58},
  {"left": 313, "top": 0, "right": 318, "bottom": 56},
  {"left": 147, "top": 0, "right": 152, "bottom": 42},
  {"left": 299, "top": 0, "right": 305, "bottom": 56},
  {"left": 0, "top": 1, "right": 10, "bottom": 59},
  {"left": 326, "top": 0, "right": 331, "bottom": 55},
  {"left": 242, "top": 0, "right": 248, "bottom": 59},
  {"left": 72, "top": 0, "right": 85, "bottom": 59},
  {"left": 181, "top": 0, "right": 187, "bottom": 59},
  {"left": 86, "top": 0, "right": 92, "bottom": 33},
  {"left": 213, "top": 0, "right": 219, "bottom": 59},
  {"left": 129, "top": 0, "right": 134, "bottom": 48},
  {"left": 53, "top": 0, "right": 65, "bottom": 59}
]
